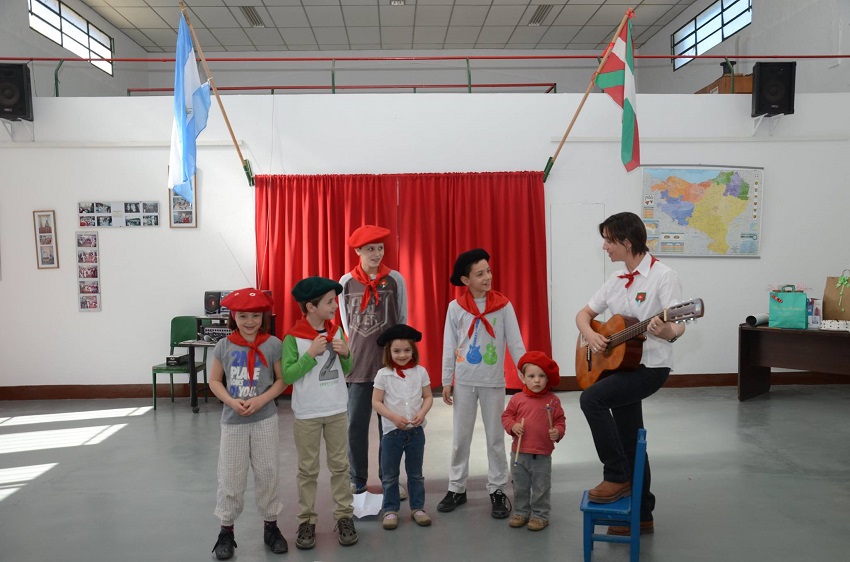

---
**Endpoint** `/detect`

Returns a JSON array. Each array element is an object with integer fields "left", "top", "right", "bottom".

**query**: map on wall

[{"left": 641, "top": 166, "right": 763, "bottom": 257}]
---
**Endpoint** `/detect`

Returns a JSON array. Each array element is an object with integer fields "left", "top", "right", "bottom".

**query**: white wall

[
  {"left": 1, "top": 92, "right": 848, "bottom": 388},
  {"left": 0, "top": 0, "right": 150, "bottom": 98},
  {"left": 637, "top": 0, "right": 850, "bottom": 94}
]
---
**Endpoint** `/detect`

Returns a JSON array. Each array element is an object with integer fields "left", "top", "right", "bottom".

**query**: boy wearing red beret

[
  {"left": 339, "top": 225, "right": 408, "bottom": 496},
  {"left": 501, "top": 351, "right": 566, "bottom": 531},
  {"left": 209, "top": 288, "right": 288, "bottom": 560}
]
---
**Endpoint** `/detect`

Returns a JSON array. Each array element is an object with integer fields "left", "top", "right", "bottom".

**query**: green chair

[{"left": 152, "top": 316, "right": 208, "bottom": 410}]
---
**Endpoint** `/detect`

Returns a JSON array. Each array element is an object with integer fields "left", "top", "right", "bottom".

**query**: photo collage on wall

[
  {"left": 33, "top": 210, "right": 59, "bottom": 269},
  {"left": 78, "top": 201, "right": 159, "bottom": 228},
  {"left": 77, "top": 231, "right": 101, "bottom": 311}
]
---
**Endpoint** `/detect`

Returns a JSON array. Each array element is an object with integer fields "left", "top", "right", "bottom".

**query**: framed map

[{"left": 641, "top": 166, "right": 763, "bottom": 257}]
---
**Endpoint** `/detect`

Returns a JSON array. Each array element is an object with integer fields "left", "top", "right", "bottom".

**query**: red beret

[
  {"left": 220, "top": 288, "right": 274, "bottom": 312},
  {"left": 348, "top": 225, "right": 390, "bottom": 248},
  {"left": 518, "top": 351, "right": 560, "bottom": 388}
]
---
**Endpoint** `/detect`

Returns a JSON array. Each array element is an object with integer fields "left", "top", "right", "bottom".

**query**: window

[
  {"left": 671, "top": 0, "right": 752, "bottom": 70},
  {"left": 28, "top": 0, "right": 114, "bottom": 75}
]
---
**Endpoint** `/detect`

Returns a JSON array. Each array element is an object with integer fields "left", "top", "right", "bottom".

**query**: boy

[
  {"left": 339, "top": 225, "right": 408, "bottom": 495},
  {"left": 439, "top": 248, "right": 526, "bottom": 518},
  {"left": 283, "top": 277, "right": 358, "bottom": 549},
  {"left": 502, "top": 351, "right": 566, "bottom": 531}
]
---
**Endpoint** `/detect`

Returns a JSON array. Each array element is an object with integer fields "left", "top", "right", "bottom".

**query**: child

[
  {"left": 282, "top": 276, "right": 359, "bottom": 549},
  {"left": 339, "top": 225, "right": 408, "bottom": 495},
  {"left": 371, "top": 324, "right": 434, "bottom": 530},
  {"left": 439, "top": 248, "right": 527, "bottom": 519},
  {"left": 501, "top": 351, "right": 566, "bottom": 531},
  {"left": 209, "top": 288, "right": 288, "bottom": 560}
]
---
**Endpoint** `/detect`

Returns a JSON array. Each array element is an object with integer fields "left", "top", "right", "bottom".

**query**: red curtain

[{"left": 255, "top": 171, "right": 551, "bottom": 389}]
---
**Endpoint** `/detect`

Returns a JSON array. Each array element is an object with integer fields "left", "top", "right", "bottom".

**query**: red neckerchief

[
  {"left": 457, "top": 288, "right": 510, "bottom": 338},
  {"left": 350, "top": 263, "right": 391, "bottom": 312},
  {"left": 522, "top": 385, "right": 550, "bottom": 397},
  {"left": 286, "top": 318, "right": 338, "bottom": 343},
  {"left": 226, "top": 331, "right": 271, "bottom": 384},
  {"left": 391, "top": 360, "right": 416, "bottom": 379},
  {"left": 617, "top": 255, "right": 658, "bottom": 288}
]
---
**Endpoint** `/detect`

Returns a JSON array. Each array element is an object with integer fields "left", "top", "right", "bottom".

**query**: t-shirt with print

[{"left": 213, "top": 335, "right": 282, "bottom": 425}]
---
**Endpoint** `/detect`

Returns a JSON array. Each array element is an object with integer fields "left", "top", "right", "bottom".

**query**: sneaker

[
  {"left": 295, "top": 521, "right": 316, "bottom": 550},
  {"left": 212, "top": 529, "right": 237, "bottom": 560},
  {"left": 490, "top": 489, "right": 512, "bottom": 519},
  {"left": 350, "top": 481, "right": 368, "bottom": 494},
  {"left": 263, "top": 525, "right": 288, "bottom": 554},
  {"left": 382, "top": 512, "right": 399, "bottom": 530},
  {"left": 437, "top": 491, "right": 467, "bottom": 512},
  {"left": 411, "top": 510, "right": 432, "bottom": 526},
  {"left": 335, "top": 517, "right": 359, "bottom": 546},
  {"left": 508, "top": 514, "right": 529, "bottom": 528},
  {"left": 399, "top": 485, "right": 408, "bottom": 500},
  {"left": 527, "top": 517, "right": 549, "bottom": 531}
]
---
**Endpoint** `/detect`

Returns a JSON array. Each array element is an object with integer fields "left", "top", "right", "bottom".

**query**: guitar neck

[{"left": 608, "top": 313, "right": 662, "bottom": 347}]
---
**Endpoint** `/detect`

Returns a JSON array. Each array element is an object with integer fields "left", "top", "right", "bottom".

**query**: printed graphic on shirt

[
  {"left": 345, "top": 293, "right": 388, "bottom": 337},
  {"left": 227, "top": 349, "right": 258, "bottom": 399},
  {"left": 484, "top": 342, "right": 497, "bottom": 365},
  {"left": 318, "top": 343, "right": 340, "bottom": 383},
  {"left": 636, "top": 292, "right": 647, "bottom": 304},
  {"left": 466, "top": 320, "right": 483, "bottom": 364}
]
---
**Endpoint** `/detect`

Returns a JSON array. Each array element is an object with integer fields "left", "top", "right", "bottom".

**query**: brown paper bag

[{"left": 823, "top": 269, "right": 850, "bottom": 320}]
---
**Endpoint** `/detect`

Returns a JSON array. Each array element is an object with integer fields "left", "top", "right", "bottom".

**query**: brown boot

[
  {"left": 587, "top": 480, "right": 631, "bottom": 503},
  {"left": 607, "top": 521, "right": 654, "bottom": 535}
]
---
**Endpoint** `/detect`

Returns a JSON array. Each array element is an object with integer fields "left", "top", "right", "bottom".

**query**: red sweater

[{"left": 501, "top": 391, "right": 566, "bottom": 456}]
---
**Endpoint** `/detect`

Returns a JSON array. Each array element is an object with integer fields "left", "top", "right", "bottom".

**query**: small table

[
  {"left": 180, "top": 339, "right": 215, "bottom": 413},
  {"left": 737, "top": 324, "right": 850, "bottom": 401}
]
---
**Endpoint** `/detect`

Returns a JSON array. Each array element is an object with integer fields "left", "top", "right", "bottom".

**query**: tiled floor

[{"left": 1, "top": 384, "right": 849, "bottom": 561}]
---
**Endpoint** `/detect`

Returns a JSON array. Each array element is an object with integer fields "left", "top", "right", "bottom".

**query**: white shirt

[
  {"left": 373, "top": 364, "right": 431, "bottom": 435},
  {"left": 587, "top": 253, "right": 682, "bottom": 369}
]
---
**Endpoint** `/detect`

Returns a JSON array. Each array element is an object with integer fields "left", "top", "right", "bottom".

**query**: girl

[
  {"left": 372, "top": 324, "right": 434, "bottom": 530},
  {"left": 208, "top": 288, "right": 288, "bottom": 560}
]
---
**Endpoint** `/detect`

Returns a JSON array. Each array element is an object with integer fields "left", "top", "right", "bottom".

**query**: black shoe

[
  {"left": 490, "top": 489, "right": 512, "bottom": 519},
  {"left": 437, "top": 491, "right": 467, "bottom": 512},
  {"left": 335, "top": 517, "right": 359, "bottom": 546},
  {"left": 264, "top": 524, "right": 288, "bottom": 554},
  {"left": 295, "top": 521, "right": 316, "bottom": 550},
  {"left": 212, "top": 529, "right": 237, "bottom": 560}
]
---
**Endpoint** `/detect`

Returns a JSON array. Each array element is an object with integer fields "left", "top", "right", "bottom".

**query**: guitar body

[{"left": 575, "top": 315, "right": 645, "bottom": 390}]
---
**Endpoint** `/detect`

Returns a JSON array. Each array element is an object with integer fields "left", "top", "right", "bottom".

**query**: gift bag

[
  {"left": 768, "top": 285, "right": 808, "bottom": 329},
  {"left": 823, "top": 269, "right": 850, "bottom": 321}
]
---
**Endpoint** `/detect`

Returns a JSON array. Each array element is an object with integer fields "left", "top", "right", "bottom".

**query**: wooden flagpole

[
  {"left": 543, "top": 8, "right": 634, "bottom": 183},
  {"left": 179, "top": 2, "right": 254, "bottom": 186}
]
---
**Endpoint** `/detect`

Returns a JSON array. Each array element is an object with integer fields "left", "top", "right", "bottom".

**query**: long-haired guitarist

[{"left": 575, "top": 212, "right": 685, "bottom": 536}]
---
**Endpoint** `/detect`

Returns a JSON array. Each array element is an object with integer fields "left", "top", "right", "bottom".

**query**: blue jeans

[
  {"left": 579, "top": 365, "right": 669, "bottom": 521},
  {"left": 380, "top": 426, "right": 426, "bottom": 512},
  {"left": 347, "top": 382, "right": 383, "bottom": 486}
]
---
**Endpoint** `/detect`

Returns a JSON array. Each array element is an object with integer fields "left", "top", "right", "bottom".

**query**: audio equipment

[
  {"left": 204, "top": 291, "right": 222, "bottom": 315},
  {"left": 202, "top": 325, "right": 234, "bottom": 343},
  {"left": 751, "top": 61, "right": 796, "bottom": 117},
  {"left": 0, "top": 63, "right": 34, "bottom": 122},
  {"left": 166, "top": 354, "right": 189, "bottom": 366}
]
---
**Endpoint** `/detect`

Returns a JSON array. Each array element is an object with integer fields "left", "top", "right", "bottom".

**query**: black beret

[
  {"left": 376, "top": 323, "right": 423, "bottom": 347},
  {"left": 291, "top": 276, "right": 343, "bottom": 302},
  {"left": 450, "top": 248, "right": 490, "bottom": 286}
]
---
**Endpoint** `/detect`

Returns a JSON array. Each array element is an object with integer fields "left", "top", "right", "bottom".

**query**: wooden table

[{"left": 737, "top": 324, "right": 850, "bottom": 401}]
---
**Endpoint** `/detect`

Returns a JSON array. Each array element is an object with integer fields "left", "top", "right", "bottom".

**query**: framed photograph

[
  {"left": 33, "top": 210, "right": 59, "bottom": 269},
  {"left": 76, "top": 230, "right": 101, "bottom": 311},
  {"left": 78, "top": 200, "right": 159, "bottom": 228},
  {"left": 169, "top": 181, "right": 197, "bottom": 228}
]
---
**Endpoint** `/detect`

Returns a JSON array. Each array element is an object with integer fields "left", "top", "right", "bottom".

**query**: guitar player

[{"left": 575, "top": 211, "right": 685, "bottom": 536}]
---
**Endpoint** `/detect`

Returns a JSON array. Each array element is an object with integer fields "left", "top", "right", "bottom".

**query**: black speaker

[
  {"left": 204, "top": 291, "right": 221, "bottom": 315},
  {"left": 751, "top": 62, "right": 796, "bottom": 117},
  {"left": 0, "top": 63, "right": 34, "bottom": 122}
]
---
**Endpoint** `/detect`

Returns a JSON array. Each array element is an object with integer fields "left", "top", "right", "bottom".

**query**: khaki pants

[{"left": 293, "top": 411, "right": 354, "bottom": 524}]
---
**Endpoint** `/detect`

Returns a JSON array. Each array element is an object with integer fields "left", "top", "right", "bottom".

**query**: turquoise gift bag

[{"left": 768, "top": 285, "right": 808, "bottom": 329}]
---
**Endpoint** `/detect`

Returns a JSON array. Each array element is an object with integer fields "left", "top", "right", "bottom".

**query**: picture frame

[
  {"left": 76, "top": 230, "right": 101, "bottom": 311},
  {"left": 33, "top": 210, "right": 59, "bottom": 269},
  {"left": 169, "top": 178, "right": 197, "bottom": 228}
]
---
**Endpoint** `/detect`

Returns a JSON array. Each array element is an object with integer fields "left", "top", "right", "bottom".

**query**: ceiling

[{"left": 82, "top": 0, "right": 696, "bottom": 53}]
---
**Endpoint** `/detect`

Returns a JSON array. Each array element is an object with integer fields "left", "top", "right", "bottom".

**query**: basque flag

[
  {"left": 594, "top": 14, "right": 640, "bottom": 172},
  {"left": 168, "top": 13, "right": 210, "bottom": 204}
]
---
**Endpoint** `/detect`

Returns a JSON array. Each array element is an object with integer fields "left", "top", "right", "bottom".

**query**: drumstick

[
  {"left": 546, "top": 404, "right": 553, "bottom": 429},
  {"left": 514, "top": 418, "right": 525, "bottom": 465}
]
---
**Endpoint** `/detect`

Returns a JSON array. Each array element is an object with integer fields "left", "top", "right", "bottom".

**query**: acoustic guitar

[{"left": 575, "top": 298, "right": 704, "bottom": 390}]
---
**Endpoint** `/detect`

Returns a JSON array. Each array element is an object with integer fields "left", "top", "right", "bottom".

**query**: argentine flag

[{"left": 168, "top": 13, "right": 210, "bottom": 205}]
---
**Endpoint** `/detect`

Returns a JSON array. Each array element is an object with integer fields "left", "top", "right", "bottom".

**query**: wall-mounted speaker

[
  {"left": 204, "top": 291, "right": 221, "bottom": 315},
  {"left": 751, "top": 61, "right": 796, "bottom": 117},
  {"left": 0, "top": 63, "right": 34, "bottom": 122}
]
